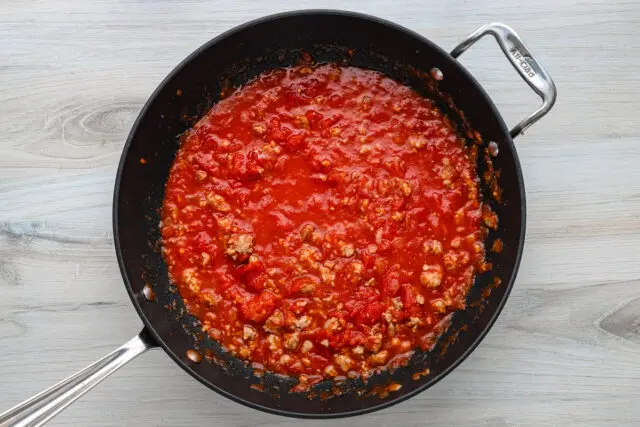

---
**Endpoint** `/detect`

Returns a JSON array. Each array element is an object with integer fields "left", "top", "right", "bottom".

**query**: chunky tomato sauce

[{"left": 161, "top": 64, "right": 494, "bottom": 384}]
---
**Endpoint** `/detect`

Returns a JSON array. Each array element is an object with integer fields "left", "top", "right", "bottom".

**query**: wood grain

[{"left": 1, "top": 0, "right": 639, "bottom": 425}]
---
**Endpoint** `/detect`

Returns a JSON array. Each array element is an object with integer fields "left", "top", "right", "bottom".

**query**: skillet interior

[{"left": 114, "top": 10, "right": 525, "bottom": 417}]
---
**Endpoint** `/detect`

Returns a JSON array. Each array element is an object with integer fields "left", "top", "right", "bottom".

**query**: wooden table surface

[{"left": 2, "top": 0, "right": 639, "bottom": 425}]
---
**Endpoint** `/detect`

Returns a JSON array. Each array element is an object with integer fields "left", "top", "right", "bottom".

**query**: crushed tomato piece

[{"left": 161, "top": 64, "right": 491, "bottom": 381}]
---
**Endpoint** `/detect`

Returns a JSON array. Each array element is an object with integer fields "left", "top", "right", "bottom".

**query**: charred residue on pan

[{"left": 140, "top": 43, "right": 504, "bottom": 401}]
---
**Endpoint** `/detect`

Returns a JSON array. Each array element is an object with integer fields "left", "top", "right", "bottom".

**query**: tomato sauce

[{"left": 160, "top": 64, "right": 494, "bottom": 382}]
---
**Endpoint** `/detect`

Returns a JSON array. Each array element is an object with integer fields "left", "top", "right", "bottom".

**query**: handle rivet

[
  {"left": 430, "top": 67, "right": 444, "bottom": 81},
  {"left": 186, "top": 349, "right": 203, "bottom": 363},
  {"left": 488, "top": 141, "right": 499, "bottom": 157},
  {"left": 142, "top": 284, "right": 156, "bottom": 301}
]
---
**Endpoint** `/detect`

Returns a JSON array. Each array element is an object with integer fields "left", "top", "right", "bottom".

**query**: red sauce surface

[{"left": 161, "top": 64, "right": 494, "bottom": 382}]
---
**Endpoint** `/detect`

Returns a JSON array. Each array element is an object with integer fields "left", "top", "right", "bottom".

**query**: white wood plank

[{"left": 1, "top": 0, "right": 639, "bottom": 425}]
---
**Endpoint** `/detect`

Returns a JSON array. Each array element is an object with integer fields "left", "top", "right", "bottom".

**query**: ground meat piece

[
  {"left": 300, "top": 282, "right": 315, "bottom": 293},
  {"left": 369, "top": 350, "right": 389, "bottom": 365},
  {"left": 443, "top": 250, "right": 470, "bottom": 271},
  {"left": 301, "top": 340, "right": 313, "bottom": 353},
  {"left": 319, "top": 265, "right": 336, "bottom": 284},
  {"left": 207, "top": 193, "right": 231, "bottom": 212},
  {"left": 420, "top": 264, "right": 443, "bottom": 288},
  {"left": 324, "top": 317, "right": 341, "bottom": 332},
  {"left": 334, "top": 354, "right": 353, "bottom": 372},
  {"left": 266, "top": 334, "right": 281, "bottom": 351},
  {"left": 264, "top": 310, "right": 284, "bottom": 333},
  {"left": 300, "top": 224, "right": 315, "bottom": 242},
  {"left": 182, "top": 269, "right": 200, "bottom": 293},
  {"left": 431, "top": 299, "right": 446, "bottom": 313},
  {"left": 324, "top": 365, "right": 339, "bottom": 377},
  {"left": 284, "top": 332, "right": 300, "bottom": 350},
  {"left": 423, "top": 239, "right": 443, "bottom": 255},
  {"left": 365, "top": 333, "right": 383, "bottom": 353},
  {"left": 341, "top": 243, "right": 355, "bottom": 257},
  {"left": 243, "top": 325, "right": 257, "bottom": 340},
  {"left": 294, "top": 315, "right": 312, "bottom": 330},
  {"left": 226, "top": 233, "right": 254, "bottom": 262}
]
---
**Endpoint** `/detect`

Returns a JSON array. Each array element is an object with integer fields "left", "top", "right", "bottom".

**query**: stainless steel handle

[
  {"left": 450, "top": 22, "right": 557, "bottom": 138},
  {"left": 0, "top": 330, "right": 156, "bottom": 427}
]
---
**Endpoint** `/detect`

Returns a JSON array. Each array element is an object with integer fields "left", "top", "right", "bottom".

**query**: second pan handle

[
  {"left": 450, "top": 23, "right": 557, "bottom": 138},
  {"left": 0, "top": 329, "right": 157, "bottom": 427}
]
